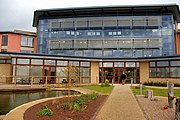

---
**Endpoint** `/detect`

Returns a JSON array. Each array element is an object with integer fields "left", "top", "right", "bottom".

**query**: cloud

[{"left": 0, "top": 0, "right": 179, "bottom": 32}]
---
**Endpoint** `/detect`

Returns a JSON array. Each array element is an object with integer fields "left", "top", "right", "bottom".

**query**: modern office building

[
  {"left": 0, "top": 4, "right": 180, "bottom": 84},
  {"left": 0, "top": 30, "right": 37, "bottom": 53}
]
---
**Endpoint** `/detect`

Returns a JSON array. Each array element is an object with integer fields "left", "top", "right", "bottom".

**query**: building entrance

[{"left": 99, "top": 61, "right": 140, "bottom": 84}]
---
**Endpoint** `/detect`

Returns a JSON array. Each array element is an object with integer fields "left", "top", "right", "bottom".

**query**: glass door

[
  {"left": 44, "top": 66, "right": 56, "bottom": 84},
  {"left": 114, "top": 68, "right": 124, "bottom": 83}
]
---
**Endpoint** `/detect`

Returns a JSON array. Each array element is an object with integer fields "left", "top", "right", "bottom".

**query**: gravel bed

[{"left": 136, "top": 95, "right": 175, "bottom": 120}]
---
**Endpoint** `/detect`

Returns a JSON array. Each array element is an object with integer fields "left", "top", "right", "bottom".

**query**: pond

[{"left": 0, "top": 90, "right": 80, "bottom": 115}]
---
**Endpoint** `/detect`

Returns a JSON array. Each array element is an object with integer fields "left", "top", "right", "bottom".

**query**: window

[
  {"left": 149, "top": 60, "right": 180, "bottom": 78},
  {"left": 1, "top": 49, "right": 7, "bottom": 52},
  {"left": 2, "top": 35, "right": 8, "bottom": 46},
  {"left": 20, "top": 50, "right": 33, "bottom": 53},
  {"left": 21, "top": 36, "right": 34, "bottom": 47}
]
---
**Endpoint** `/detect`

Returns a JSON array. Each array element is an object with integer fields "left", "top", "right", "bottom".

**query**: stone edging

[{"left": 3, "top": 88, "right": 87, "bottom": 120}]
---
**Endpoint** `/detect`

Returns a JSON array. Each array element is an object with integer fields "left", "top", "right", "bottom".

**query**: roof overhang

[
  {"left": 33, "top": 4, "right": 180, "bottom": 27},
  {"left": 1, "top": 52, "right": 180, "bottom": 62}
]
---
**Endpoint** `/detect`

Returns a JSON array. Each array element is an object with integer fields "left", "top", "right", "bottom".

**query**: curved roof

[{"left": 33, "top": 4, "right": 180, "bottom": 27}]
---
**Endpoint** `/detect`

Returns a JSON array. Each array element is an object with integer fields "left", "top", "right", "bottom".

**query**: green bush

[
  {"left": 105, "top": 80, "right": 110, "bottom": 87},
  {"left": 100, "top": 83, "right": 105, "bottom": 87},
  {"left": 62, "top": 93, "right": 99, "bottom": 111},
  {"left": 37, "top": 105, "right": 53, "bottom": 116},
  {"left": 143, "top": 81, "right": 180, "bottom": 87},
  {"left": 101, "top": 80, "right": 110, "bottom": 87}
]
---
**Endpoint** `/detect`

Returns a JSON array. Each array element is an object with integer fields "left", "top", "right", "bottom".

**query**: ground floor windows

[
  {"left": 12, "top": 58, "right": 91, "bottom": 84},
  {"left": 149, "top": 60, "right": 180, "bottom": 78},
  {"left": 99, "top": 61, "right": 140, "bottom": 83}
]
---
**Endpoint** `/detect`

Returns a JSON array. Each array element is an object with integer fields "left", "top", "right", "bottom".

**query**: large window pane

[
  {"left": 126, "top": 62, "right": 135, "bottom": 67},
  {"left": 119, "top": 39, "right": 132, "bottom": 47},
  {"left": 44, "top": 60, "right": 56, "bottom": 65},
  {"left": 2, "top": 35, "right": 8, "bottom": 45},
  {"left": 94, "top": 50, "right": 102, "bottom": 57},
  {"left": 16, "top": 66, "right": 29, "bottom": 77},
  {"left": 170, "top": 61, "right": 180, "bottom": 66},
  {"left": 17, "top": 58, "right": 30, "bottom": 64},
  {"left": 81, "top": 78, "right": 89, "bottom": 83},
  {"left": 150, "top": 62, "right": 156, "bottom": 67},
  {"left": 69, "top": 61, "right": 79, "bottom": 66},
  {"left": 30, "top": 66, "right": 43, "bottom": 83},
  {"left": 157, "top": 68, "right": 169, "bottom": 77},
  {"left": 57, "top": 61, "right": 67, "bottom": 66},
  {"left": 150, "top": 68, "right": 156, "bottom": 77},
  {"left": 81, "top": 62, "right": 90, "bottom": 67},
  {"left": 103, "top": 62, "right": 113, "bottom": 67},
  {"left": 74, "top": 40, "right": 87, "bottom": 48},
  {"left": 157, "top": 61, "right": 169, "bottom": 66},
  {"left": 21, "top": 36, "right": 34, "bottom": 47},
  {"left": 123, "top": 50, "right": 132, "bottom": 57},
  {"left": 170, "top": 67, "right": 180, "bottom": 77},
  {"left": 31, "top": 59, "right": 43, "bottom": 65},
  {"left": 88, "top": 40, "right": 102, "bottom": 48},
  {"left": 80, "top": 68, "right": 90, "bottom": 77},
  {"left": 114, "top": 62, "right": 124, "bottom": 67}
]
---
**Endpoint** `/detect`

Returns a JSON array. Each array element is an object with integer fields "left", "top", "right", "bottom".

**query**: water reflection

[{"left": 0, "top": 90, "right": 80, "bottom": 115}]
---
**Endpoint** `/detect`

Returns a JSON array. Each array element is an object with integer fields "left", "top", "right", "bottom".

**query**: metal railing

[{"left": 0, "top": 75, "right": 92, "bottom": 89}]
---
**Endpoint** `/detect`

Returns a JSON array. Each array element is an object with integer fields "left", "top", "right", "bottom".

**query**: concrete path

[{"left": 95, "top": 84, "right": 146, "bottom": 120}]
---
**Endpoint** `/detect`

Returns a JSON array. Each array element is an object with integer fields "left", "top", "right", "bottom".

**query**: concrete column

[{"left": 91, "top": 61, "right": 99, "bottom": 84}]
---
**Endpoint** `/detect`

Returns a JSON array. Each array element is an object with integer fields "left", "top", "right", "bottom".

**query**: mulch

[{"left": 24, "top": 95, "right": 107, "bottom": 120}]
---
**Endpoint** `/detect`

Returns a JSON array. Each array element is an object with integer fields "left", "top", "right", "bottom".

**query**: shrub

[
  {"left": 62, "top": 93, "right": 99, "bottom": 111},
  {"left": 37, "top": 105, "right": 53, "bottom": 116},
  {"left": 100, "top": 83, "right": 105, "bottom": 87},
  {"left": 101, "top": 80, "right": 110, "bottom": 87},
  {"left": 105, "top": 80, "right": 110, "bottom": 87},
  {"left": 143, "top": 81, "right": 180, "bottom": 87}
]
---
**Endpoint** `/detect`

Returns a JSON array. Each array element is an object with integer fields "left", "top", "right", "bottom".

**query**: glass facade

[
  {"left": 99, "top": 61, "right": 140, "bottom": 83},
  {"left": 12, "top": 58, "right": 91, "bottom": 84},
  {"left": 37, "top": 15, "right": 175, "bottom": 58}
]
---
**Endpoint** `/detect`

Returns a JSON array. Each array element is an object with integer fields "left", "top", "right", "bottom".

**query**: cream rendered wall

[
  {"left": 0, "top": 64, "right": 11, "bottom": 83},
  {"left": 91, "top": 62, "right": 99, "bottom": 84},
  {"left": 140, "top": 61, "right": 149, "bottom": 83}
]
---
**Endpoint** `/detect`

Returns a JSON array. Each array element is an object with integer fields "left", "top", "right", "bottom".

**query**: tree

[{"left": 61, "top": 64, "right": 78, "bottom": 87}]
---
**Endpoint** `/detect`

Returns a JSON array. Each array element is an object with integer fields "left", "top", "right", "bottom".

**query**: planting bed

[{"left": 24, "top": 95, "right": 107, "bottom": 120}]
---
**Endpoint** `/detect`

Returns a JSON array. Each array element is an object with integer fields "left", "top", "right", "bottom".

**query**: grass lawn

[
  {"left": 131, "top": 86, "right": 180, "bottom": 97},
  {"left": 76, "top": 85, "right": 114, "bottom": 94}
]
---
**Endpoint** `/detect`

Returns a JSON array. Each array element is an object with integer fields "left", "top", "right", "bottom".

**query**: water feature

[{"left": 0, "top": 90, "right": 80, "bottom": 115}]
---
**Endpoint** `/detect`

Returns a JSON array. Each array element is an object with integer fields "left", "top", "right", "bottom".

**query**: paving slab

[{"left": 95, "top": 84, "right": 146, "bottom": 120}]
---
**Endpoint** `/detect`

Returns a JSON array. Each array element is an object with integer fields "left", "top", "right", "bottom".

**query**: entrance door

[
  {"left": 44, "top": 66, "right": 56, "bottom": 83},
  {"left": 114, "top": 68, "right": 124, "bottom": 83}
]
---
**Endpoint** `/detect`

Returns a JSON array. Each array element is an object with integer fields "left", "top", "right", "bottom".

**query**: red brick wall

[{"left": 177, "top": 33, "right": 180, "bottom": 54}]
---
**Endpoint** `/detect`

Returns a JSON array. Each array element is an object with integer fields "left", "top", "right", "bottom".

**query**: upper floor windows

[
  {"left": 2, "top": 35, "right": 8, "bottom": 46},
  {"left": 21, "top": 36, "right": 34, "bottom": 47}
]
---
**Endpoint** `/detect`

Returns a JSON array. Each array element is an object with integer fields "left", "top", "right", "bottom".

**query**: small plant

[
  {"left": 61, "top": 93, "right": 99, "bottom": 111},
  {"left": 37, "top": 105, "right": 53, "bottom": 116},
  {"left": 101, "top": 83, "right": 105, "bottom": 87},
  {"left": 105, "top": 80, "right": 110, "bottom": 87},
  {"left": 143, "top": 81, "right": 180, "bottom": 87}
]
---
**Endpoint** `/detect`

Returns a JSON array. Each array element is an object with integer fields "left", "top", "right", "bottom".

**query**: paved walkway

[{"left": 95, "top": 84, "right": 146, "bottom": 120}]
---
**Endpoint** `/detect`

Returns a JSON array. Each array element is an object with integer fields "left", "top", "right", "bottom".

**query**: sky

[{"left": 0, "top": 0, "right": 180, "bottom": 32}]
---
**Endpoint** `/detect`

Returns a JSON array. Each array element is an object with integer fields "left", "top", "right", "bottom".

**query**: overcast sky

[{"left": 0, "top": 0, "right": 180, "bottom": 32}]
